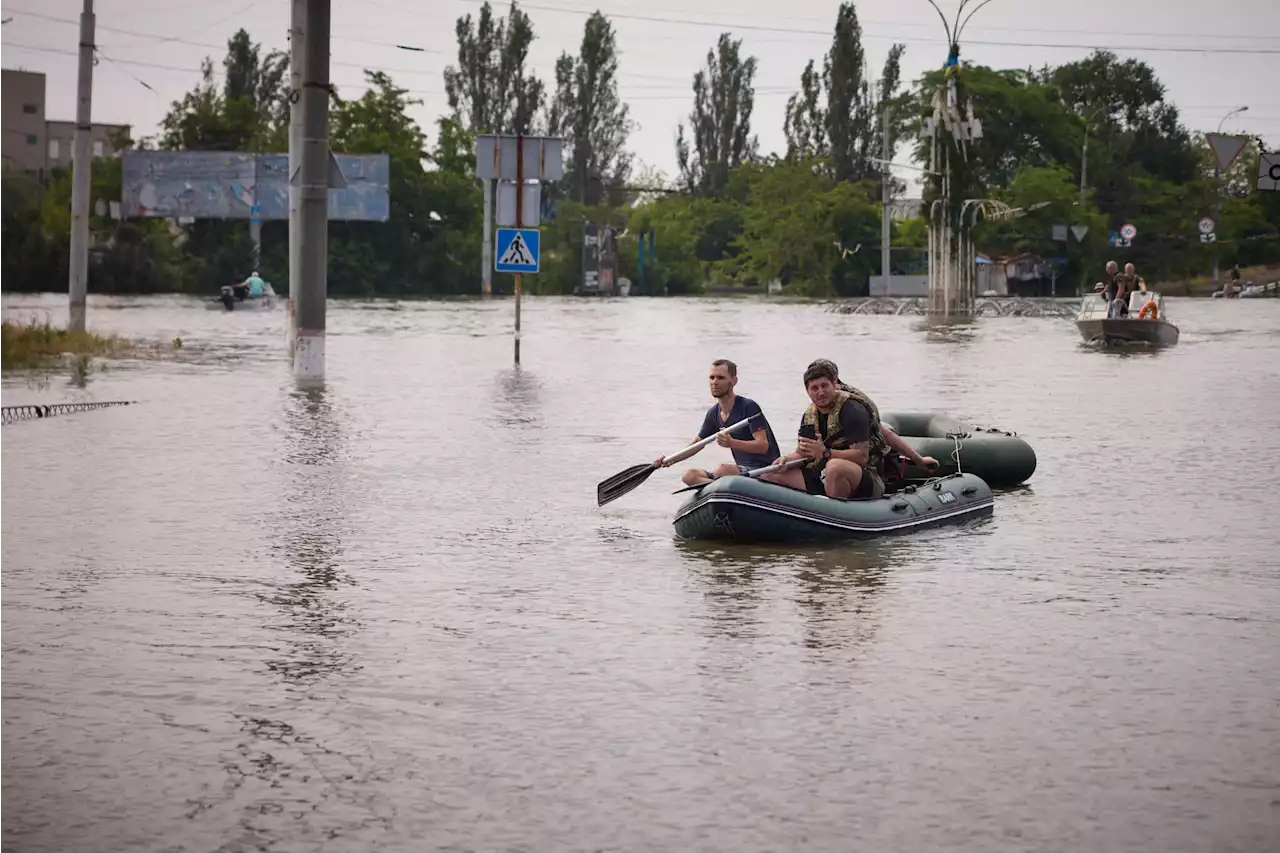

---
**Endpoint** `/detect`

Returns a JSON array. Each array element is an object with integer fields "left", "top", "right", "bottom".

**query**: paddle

[
  {"left": 670, "top": 456, "right": 807, "bottom": 494},
  {"left": 596, "top": 412, "right": 764, "bottom": 507}
]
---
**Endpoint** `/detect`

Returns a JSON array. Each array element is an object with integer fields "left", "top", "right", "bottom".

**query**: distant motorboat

[
  {"left": 207, "top": 282, "right": 278, "bottom": 311},
  {"left": 1075, "top": 289, "right": 1179, "bottom": 347}
]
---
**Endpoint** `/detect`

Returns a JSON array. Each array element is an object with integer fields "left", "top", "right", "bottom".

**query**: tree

[
  {"left": 544, "top": 12, "right": 634, "bottom": 205},
  {"left": 443, "top": 0, "right": 544, "bottom": 134},
  {"left": 784, "top": 60, "right": 826, "bottom": 162},
  {"left": 783, "top": 4, "right": 905, "bottom": 185},
  {"left": 223, "top": 29, "right": 289, "bottom": 131},
  {"left": 676, "top": 34, "right": 758, "bottom": 196},
  {"left": 1042, "top": 51, "right": 1199, "bottom": 221}
]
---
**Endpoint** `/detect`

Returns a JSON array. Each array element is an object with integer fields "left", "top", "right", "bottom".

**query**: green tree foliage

[
  {"left": 676, "top": 34, "right": 759, "bottom": 197},
  {"left": 443, "top": 0, "right": 544, "bottom": 134},
  {"left": 544, "top": 12, "right": 634, "bottom": 206}
]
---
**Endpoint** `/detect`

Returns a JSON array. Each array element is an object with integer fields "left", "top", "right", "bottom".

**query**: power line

[
  {"left": 455, "top": 0, "right": 1280, "bottom": 43},
  {"left": 2, "top": 7, "right": 442, "bottom": 56},
  {"left": 437, "top": 0, "right": 1280, "bottom": 55}
]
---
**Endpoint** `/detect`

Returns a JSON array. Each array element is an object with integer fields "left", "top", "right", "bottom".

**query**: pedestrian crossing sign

[{"left": 495, "top": 228, "right": 540, "bottom": 273}]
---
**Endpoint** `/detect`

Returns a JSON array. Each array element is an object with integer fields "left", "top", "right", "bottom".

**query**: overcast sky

[{"left": 3, "top": 0, "right": 1276, "bottom": 192}]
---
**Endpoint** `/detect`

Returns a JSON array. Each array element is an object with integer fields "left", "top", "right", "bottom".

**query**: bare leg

[
  {"left": 822, "top": 459, "right": 863, "bottom": 499},
  {"left": 760, "top": 467, "right": 807, "bottom": 490},
  {"left": 710, "top": 463, "right": 741, "bottom": 478},
  {"left": 681, "top": 468, "right": 712, "bottom": 487}
]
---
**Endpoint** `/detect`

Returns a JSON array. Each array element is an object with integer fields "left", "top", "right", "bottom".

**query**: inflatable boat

[
  {"left": 673, "top": 472, "right": 994, "bottom": 542},
  {"left": 880, "top": 411, "right": 1036, "bottom": 487}
]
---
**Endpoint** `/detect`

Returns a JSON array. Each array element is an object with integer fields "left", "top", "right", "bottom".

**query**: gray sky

[{"left": 3, "top": 0, "right": 1276, "bottom": 192}]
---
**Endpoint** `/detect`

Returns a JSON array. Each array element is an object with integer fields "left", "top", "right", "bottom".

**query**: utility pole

[
  {"left": 286, "top": 0, "right": 304, "bottom": 355},
  {"left": 67, "top": 0, "right": 95, "bottom": 332},
  {"left": 1212, "top": 106, "right": 1248, "bottom": 285},
  {"left": 881, "top": 105, "right": 892, "bottom": 295},
  {"left": 481, "top": 179, "right": 492, "bottom": 296},
  {"left": 293, "top": 0, "right": 331, "bottom": 383},
  {"left": 1079, "top": 127, "right": 1088, "bottom": 204}
]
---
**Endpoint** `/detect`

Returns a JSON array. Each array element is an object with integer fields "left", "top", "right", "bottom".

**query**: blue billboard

[{"left": 120, "top": 150, "right": 389, "bottom": 222}]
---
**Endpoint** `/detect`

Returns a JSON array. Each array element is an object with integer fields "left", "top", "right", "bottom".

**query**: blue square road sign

[{"left": 495, "top": 228, "right": 540, "bottom": 274}]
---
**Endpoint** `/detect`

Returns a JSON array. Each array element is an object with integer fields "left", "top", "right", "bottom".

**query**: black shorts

[{"left": 802, "top": 466, "right": 877, "bottom": 499}]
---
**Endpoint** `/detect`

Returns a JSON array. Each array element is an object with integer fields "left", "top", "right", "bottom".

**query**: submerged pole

[
  {"left": 482, "top": 179, "right": 493, "bottom": 297},
  {"left": 287, "top": 0, "right": 304, "bottom": 355},
  {"left": 294, "top": 0, "right": 330, "bottom": 383},
  {"left": 67, "top": 0, "right": 95, "bottom": 332},
  {"left": 881, "top": 105, "right": 892, "bottom": 295},
  {"left": 514, "top": 134, "right": 523, "bottom": 365}
]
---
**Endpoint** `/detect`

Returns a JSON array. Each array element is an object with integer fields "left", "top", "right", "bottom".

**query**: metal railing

[{"left": 1, "top": 400, "right": 136, "bottom": 425}]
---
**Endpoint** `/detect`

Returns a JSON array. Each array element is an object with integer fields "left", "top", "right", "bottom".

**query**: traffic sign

[
  {"left": 1200, "top": 232, "right": 1216, "bottom": 244},
  {"left": 1207, "top": 133, "right": 1249, "bottom": 172},
  {"left": 1070, "top": 224, "right": 1089, "bottom": 243},
  {"left": 1259, "top": 152, "right": 1280, "bottom": 192},
  {"left": 250, "top": 203, "right": 262, "bottom": 224},
  {"left": 1197, "top": 216, "right": 1215, "bottom": 235},
  {"left": 1120, "top": 223, "right": 1137, "bottom": 241},
  {"left": 495, "top": 228, "right": 540, "bottom": 273},
  {"left": 1107, "top": 232, "right": 1130, "bottom": 249}
]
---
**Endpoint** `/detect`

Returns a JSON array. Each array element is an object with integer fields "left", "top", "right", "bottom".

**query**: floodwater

[{"left": 3, "top": 292, "right": 1278, "bottom": 853}]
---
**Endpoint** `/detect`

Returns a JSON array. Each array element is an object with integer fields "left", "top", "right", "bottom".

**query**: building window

[
  {"left": 26, "top": 134, "right": 38, "bottom": 146},
  {"left": 48, "top": 139, "right": 60, "bottom": 160},
  {"left": 22, "top": 103, "right": 38, "bottom": 114},
  {"left": 93, "top": 140, "right": 104, "bottom": 157}
]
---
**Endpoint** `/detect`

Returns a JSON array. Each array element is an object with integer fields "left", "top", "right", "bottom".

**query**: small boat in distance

[
  {"left": 1075, "top": 289, "right": 1179, "bottom": 347},
  {"left": 207, "top": 281, "right": 279, "bottom": 311}
]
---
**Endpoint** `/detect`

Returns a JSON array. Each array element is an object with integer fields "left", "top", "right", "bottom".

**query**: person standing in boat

[
  {"left": 760, "top": 361, "right": 888, "bottom": 500},
  {"left": 1099, "top": 260, "right": 1126, "bottom": 317},
  {"left": 655, "top": 358, "right": 781, "bottom": 488},
  {"left": 1118, "top": 262, "right": 1146, "bottom": 304},
  {"left": 807, "top": 358, "right": 938, "bottom": 480}
]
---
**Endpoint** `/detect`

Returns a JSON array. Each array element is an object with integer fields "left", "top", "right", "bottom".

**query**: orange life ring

[{"left": 1138, "top": 300, "right": 1158, "bottom": 320}]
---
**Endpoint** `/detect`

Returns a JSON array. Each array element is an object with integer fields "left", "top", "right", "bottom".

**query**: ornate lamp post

[{"left": 922, "top": 0, "right": 994, "bottom": 317}]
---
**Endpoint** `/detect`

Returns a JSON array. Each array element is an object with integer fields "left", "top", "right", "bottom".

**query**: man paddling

[
  {"left": 656, "top": 358, "right": 781, "bottom": 488},
  {"left": 761, "top": 361, "right": 887, "bottom": 500},
  {"left": 807, "top": 358, "right": 938, "bottom": 479}
]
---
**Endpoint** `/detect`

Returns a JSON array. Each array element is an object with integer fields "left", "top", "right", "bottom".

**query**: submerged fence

[{"left": 2, "top": 401, "right": 136, "bottom": 425}]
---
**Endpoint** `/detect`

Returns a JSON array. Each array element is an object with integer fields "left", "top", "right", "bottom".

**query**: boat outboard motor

[{"left": 220, "top": 285, "right": 235, "bottom": 310}]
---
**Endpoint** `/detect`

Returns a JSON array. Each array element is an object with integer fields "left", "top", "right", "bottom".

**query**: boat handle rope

[
  {"left": 1, "top": 401, "right": 136, "bottom": 425},
  {"left": 945, "top": 431, "right": 965, "bottom": 476}
]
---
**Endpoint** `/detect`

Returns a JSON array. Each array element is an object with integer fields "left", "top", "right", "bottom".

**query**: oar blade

[{"left": 597, "top": 463, "right": 656, "bottom": 506}]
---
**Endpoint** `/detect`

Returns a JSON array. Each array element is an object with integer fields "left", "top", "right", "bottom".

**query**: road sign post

[
  {"left": 515, "top": 137, "right": 523, "bottom": 366},
  {"left": 475, "top": 133, "right": 563, "bottom": 364}
]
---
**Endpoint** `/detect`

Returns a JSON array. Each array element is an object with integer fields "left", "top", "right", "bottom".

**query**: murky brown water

[{"left": 3, "top": 292, "right": 1279, "bottom": 853}]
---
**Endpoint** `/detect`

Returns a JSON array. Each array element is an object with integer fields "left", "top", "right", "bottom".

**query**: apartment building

[{"left": 2, "top": 68, "right": 131, "bottom": 181}]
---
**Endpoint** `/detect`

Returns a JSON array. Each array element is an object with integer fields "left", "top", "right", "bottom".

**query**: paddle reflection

[{"left": 261, "top": 387, "right": 360, "bottom": 685}]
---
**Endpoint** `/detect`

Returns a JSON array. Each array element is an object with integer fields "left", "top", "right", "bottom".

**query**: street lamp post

[{"left": 1212, "top": 106, "right": 1248, "bottom": 284}]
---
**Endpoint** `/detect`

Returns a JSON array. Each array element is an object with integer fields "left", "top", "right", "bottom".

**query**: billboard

[{"left": 120, "top": 150, "right": 390, "bottom": 221}]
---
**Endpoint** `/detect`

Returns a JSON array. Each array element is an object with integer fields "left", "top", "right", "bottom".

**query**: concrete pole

[
  {"left": 481, "top": 180, "right": 493, "bottom": 296},
  {"left": 287, "top": 0, "right": 304, "bottom": 355},
  {"left": 67, "top": 0, "right": 95, "bottom": 332},
  {"left": 294, "top": 0, "right": 330, "bottom": 383},
  {"left": 881, "top": 105, "right": 892, "bottom": 296}
]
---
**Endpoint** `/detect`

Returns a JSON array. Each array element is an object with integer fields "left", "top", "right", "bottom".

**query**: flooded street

[{"left": 3, "top": 293, "right": 1279, "bottom": 852}]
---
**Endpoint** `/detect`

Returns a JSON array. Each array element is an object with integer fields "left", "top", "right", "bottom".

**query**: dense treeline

[{"left": 3, "top": 2, "right": 1276, "bottom": 298}]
